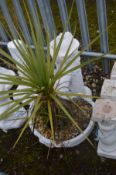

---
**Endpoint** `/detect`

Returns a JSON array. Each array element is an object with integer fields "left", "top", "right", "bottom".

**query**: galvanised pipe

[
  {"left": 96, "top": 0, "right": 110, "bottom": 73},
  {"left": 57, "top": 0, "right": 71, "bottom": 31},
  {"left": 12, "top": 0, "right": 32, "bottom": 44},
  {"left": 0, "top": 41, "right": 116, "bottom": 60}
]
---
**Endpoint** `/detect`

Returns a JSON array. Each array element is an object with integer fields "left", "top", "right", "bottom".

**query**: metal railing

[{"left": 0, "top": 0, "right": 116, "bottom": 73}]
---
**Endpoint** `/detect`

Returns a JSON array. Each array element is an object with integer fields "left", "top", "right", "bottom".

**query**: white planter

[
  {"left": 29, "top": 119, "right": 94, "bottom": 148},
  {"left": 29, "top": 86, "right": 94, "bottom": 148}
]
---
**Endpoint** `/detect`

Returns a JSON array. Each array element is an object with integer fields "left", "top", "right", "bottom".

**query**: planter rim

[{"left": 29, "top": 119, "right": 94, "bottom": 148}]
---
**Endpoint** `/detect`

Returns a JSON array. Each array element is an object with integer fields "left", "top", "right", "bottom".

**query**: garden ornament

[
  {"left": 7, "top": 40, "right": 25, "bottom": 77},
  {"left": 101, "top": 79, "right": 116, "bottom": 100},
  {"left": 93, "top": 99, "right": 116, "bottom": 159},
  {"left": 93, "top": 69, "right": 116, "bottom": 159},
  {"left": 0, "top": 67, "right": 15, "bottom": 91},
  {"left": 50, "top": 32, "right": 93, "bottom": 105},
  {"left": 0, "top": 95, "right": 27, "bottom": 132},
  {"left": 50, "top": 32, "right": 85, "bottom": 94},
  {"left": 0, "top": 67, "right": 27, "bottom": 132},
  {"left": 111, "top": 62, "right": 116, "bottom": 80}
]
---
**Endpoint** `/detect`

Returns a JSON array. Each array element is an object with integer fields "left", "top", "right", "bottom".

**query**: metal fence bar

[
  {"left": 27, "top": 0, "right": 38, "bottom": 26},
  {"left": 37, "top": 0, "right": 56, "bottom": 39},
  {"left": 0, "top": 41, "right": 116, "bottom": 60},
  {"left": 26, "top": 0, "right": 45, "bottom": 44},
  {"left": 57, "top": 0, "right": 71, "bottom": 31},
  {"left": 76, "top": 0, "right": 92, "bottom": 71},
  {"left": 0, "top": 23, "right": 8, "bottom": 41},
  {"left": 12, "top": 0, "right": 32, "bottom": 44},
  {"left": 96, "top": 0, "right": 109, "bottom": 73},
  {"left": 0, "top": 0, "right": 115, "bottom": 71},
  {"left": 0, "top": 0, "right": 18, "bottom": 38},
  {"left": 82, "top": 52, "right": 116, "bottom": 60},
  {"left": 76, "top": 0, "right": 91, "bottom": 50}
]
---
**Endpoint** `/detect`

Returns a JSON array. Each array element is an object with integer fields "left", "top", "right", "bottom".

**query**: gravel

[{"left": 82, "top": 64, "right": 110, "bottom": 97}]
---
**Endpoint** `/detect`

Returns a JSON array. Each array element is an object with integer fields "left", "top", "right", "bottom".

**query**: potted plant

[{"left": 0, "top": 3, "right": 100, "bottom": 148}]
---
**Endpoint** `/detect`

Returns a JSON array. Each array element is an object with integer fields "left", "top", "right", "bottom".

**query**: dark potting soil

[{"left": 35, "top": 98, "right": 92, "bottom": 143}]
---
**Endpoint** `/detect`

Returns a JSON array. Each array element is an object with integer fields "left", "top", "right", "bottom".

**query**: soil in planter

[{"left": 34, "top": 98, "right": 92, "bottom": 144}]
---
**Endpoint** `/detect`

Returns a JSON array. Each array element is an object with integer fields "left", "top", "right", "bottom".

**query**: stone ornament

[
  {"left": 50, "top": 32, "right": 79, "bottom": 60},
  {"left": 0, "top": 60, "right": 27, "bottom": 132},
  {"left": 0, "top": 67, "right": 15, "bottom": 91},
  {"left": 111, "top": 62, "right": 116, "bottom": 80},
  {"left": 13, "top": 85, "right": 30, "bottom": 103},
  {"left": 101, "top": 79, "right": 116, "bottom": 100},
  {"left": 7, "top": 40, "right": 24, "bottom": 66},
  {"left": 0, "top": 94, "right": 27, "bottom": 132},
  {"left": 50, "top": 32, "right": 85, "bottom": 94},
  {"left": 7, "top": 40, "right": 25, "bottom": 77},
  {"left": 93, "top": 98, "right": 116, "bottom": 158},
  {"left": 93, "top": 99, "right": 116, "bottom": 121}
]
